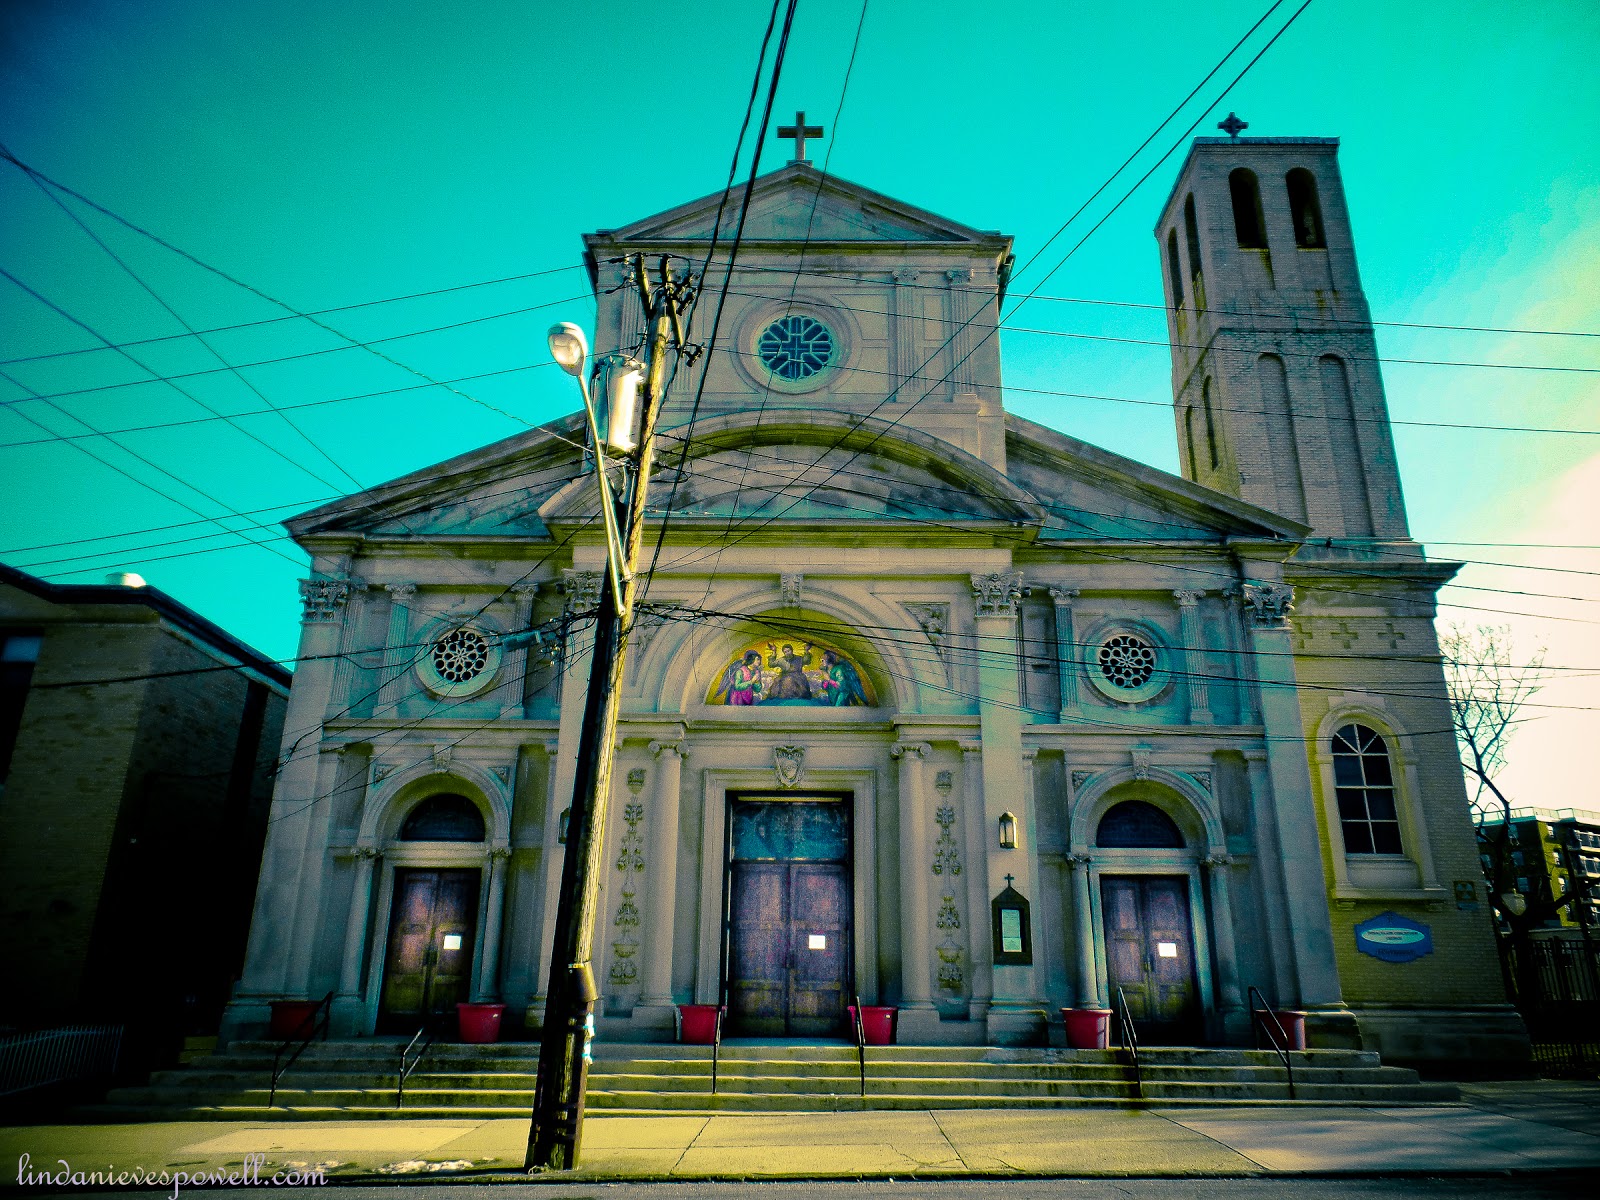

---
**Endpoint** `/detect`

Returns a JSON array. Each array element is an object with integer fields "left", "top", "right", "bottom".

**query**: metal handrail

[
  {"left": 1247, "top": 985, "right": 1296, "bottom": 1100},
  {"left": 1111, "top": 986, "right": 1143, "bottom": 1102},
  {"left": 850, "top": 995, "right": 866, "bottom": 1097},
  {"left": 709, "top": 1006, "right": 725, "bottom": 1095},
  {"left": 396, "top": 1017, "right": 438, "bottom": 1109},
  {"left": 268, "top": 991, "right": 333, "bottom": 1108}
]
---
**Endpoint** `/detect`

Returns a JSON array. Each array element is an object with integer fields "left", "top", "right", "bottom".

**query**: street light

[
  {"left": 548, "top": 323, "right": 626, "bottom": 611},
  {"left": 548, "top": 322, "right": 588, "bottom": 377}
]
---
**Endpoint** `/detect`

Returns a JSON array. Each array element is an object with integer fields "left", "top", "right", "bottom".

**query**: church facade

[{"left": 221, "top": 135, "right": 1525, "bottom": 1065}]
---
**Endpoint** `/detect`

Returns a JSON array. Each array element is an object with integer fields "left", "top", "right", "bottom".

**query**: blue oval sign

[{"left": 1354, "top": 911, "right": 1433, "bottom": 963}]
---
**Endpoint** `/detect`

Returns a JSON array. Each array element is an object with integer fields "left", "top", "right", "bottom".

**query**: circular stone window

[
  {"left": 1086, "top": 628, "right": 1167, "bottom": 705},
  {"left": 757, "top": 314, "right": 834, "bottom": 381},
  {"left": 417, "top": 624, "right": 503, "bottom": 698}
]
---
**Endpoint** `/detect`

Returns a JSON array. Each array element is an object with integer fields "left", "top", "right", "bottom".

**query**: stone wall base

[{"left": 1351, "top": 1005, "right": 1532, "bottom": 1073}]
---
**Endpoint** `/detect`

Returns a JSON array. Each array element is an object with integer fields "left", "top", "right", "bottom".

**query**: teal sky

[{"left": 2, "top": 0, "right": 1596, "bottom": 807}]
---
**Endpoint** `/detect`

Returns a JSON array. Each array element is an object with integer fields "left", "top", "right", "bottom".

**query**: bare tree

[{"left": 1441, "top": 623, "right": 1562, "bottom": 930}]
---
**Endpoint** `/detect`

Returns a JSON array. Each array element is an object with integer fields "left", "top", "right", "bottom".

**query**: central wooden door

[
  {"left": 1100, "top": 875, "right": 1201, "bottom": 1043},
  {"left": 726, "top": 798, "right": 851, "bottom": 1037},
  {"left": 379, "top": 868, "right": 480, "bottom": 1032}
]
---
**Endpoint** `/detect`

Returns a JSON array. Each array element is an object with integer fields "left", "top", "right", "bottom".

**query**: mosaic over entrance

[{"left": 708, "top": 635, "right": 875, "bottom": 707}]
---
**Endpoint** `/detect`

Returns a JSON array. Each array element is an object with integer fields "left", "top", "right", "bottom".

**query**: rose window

[
  {"left": 757, "top": 314, "right": 834, "bottom": 381},
  {"left": 1098, "top": 634, "right": 1157, "bottom": 691},
  {"left": 431, "top": 627, "right": 491, "bottom": 685}
]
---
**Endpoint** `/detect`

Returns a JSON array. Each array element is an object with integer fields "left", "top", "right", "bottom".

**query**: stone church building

[{"left": 222, "top": 134, "right": 1524, "bottom": 1065}]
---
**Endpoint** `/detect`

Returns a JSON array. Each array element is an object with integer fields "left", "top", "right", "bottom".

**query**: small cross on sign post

[
  {"left": 1218, "top": 112, "right": 1249, "bottom": 141},
  {"left": 778, "top": 111, "right": 824, "bottom": 164}
]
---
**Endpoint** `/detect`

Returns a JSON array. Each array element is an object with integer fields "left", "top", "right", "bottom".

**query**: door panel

[
  {"left": 379, "top": 868, "right": 480, "bottom": 1032},
  {"left": 1100, "top": 874, "right": 1200, "bottom": 1043},
  {"left": 787, "top": 864, "right": 848, "bottom": 1033},
  {"left": 729, "top": 863, "right": 790, "bottom": 1035}
]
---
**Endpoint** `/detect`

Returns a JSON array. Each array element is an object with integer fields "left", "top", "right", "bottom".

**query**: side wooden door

[
  {"left": 379, "top": 868, "right": 480, "bottom": 1032},
  {"left": 1100, "top": 875, "right": 1201, "bottom": 1043}
]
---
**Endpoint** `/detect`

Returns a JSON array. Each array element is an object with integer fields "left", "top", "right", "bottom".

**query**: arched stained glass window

[
  {"left": 1331, "top": 724, "right": 1400, "bottom": 854},
  {"left": 399, "top": 793, "right": 485, "bottom": 842},
  {"left": 1096, "top": 800, "right": 1185, "bottom": 849}
]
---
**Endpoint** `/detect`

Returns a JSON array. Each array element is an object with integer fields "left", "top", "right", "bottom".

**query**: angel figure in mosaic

[
  {"left": 721, "top": 649, "right": 765, "bottom": 706},
  {"left": 818, "top": 648, "right": 867, "bottom": 706}
]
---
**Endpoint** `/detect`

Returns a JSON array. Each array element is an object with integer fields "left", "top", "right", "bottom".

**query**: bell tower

[{"left": 1155, "top": 126, "right": 1409, "bottom": 542}]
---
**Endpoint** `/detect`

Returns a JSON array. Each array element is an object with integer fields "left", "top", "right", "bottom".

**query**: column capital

[
  {"left": 1204, "top": 853, "right": 1234, "bottom": 869},
  {"left": 300, "top": 576, "right": 352, "bottom": 622},
  {"left": 945, "top": 267, "right": 974, "bottom": 284},
  {"left": 385, "top": 581, "right": 417, "bottom": 600},
  {"left": 1046, "top": 586, "right": 1080, "bottom": 604},
  {"left": 486, "top": 846, "right": 514, "bottom": 863},
  {"left": 354, "top": 845, "right": 379, "bottom": 862},
  {"left": 959, "top": 740, "right": 983, "bottom": 758},
  {"left": 1240, "top": 581, "right": 1295, "bottom": 627},
  {"left": 511, "top": 581, "right": 542, "bottom": 600},
  {"left": 1173, "top": 589, "right": 1205, "bottom": 607},
  {"left": 970, "top": 570, "right": 1024, "bottom": 618},
  {"left": 561, "top": 568, "right": 603, "bottom": 614},
  {"left": 891, "top": 741, "right": 931, "bottom": 761},
  {"left": 1069, "top": 851, "right": 1094, "bottom": 869},
  {"left": 892, "top": 267, "right": 921, "bottom": 284},
  {"left": 649, "top": 739, "right": 686, "bottom": 760}
]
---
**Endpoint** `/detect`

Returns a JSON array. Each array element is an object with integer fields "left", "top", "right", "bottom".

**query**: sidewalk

[{"left": 4, "top": 1083, "right": 1598, "bottom": 1183}]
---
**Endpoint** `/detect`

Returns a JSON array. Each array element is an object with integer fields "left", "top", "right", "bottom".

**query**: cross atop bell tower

[{"left": 777, "top": 111, "right": 824, "bottom": 165}]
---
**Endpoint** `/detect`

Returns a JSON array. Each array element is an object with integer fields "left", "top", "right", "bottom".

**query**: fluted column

[
  {"left": 531, "top": 736, "right": 566, "bottom": 1018},
  {"left": 337, "top": 847, "right": 379, "bottom": 998},
  {"left": 475, "top": 847, "right": 512, "bottom": 1001},
  {"left": 1069, "top": 852, "right": 1101, "bottom": 1006},
  {"left": 501, "top": 582, "right": 541, "bottom": 718},
  {"left": 1204, "top": 854, "right": 1245, "bottom": 1015},
  {"left": 377, "top": 582, "right": 416, "bottom": 715},
  {"left": 640, "top": 740, "right": 685, "bottom": 1007},
  {"left": 1048, "top": 587, "right": 1080, "bottom": 722},
  {"left": 893, "top": 741, "right": 935, "bottom": 1009},
  {"left": 1173, "top": 590, "right": 1214, "bottom": 724},
  {"left": 960, "top": 741, "right": 992, "bottom": 1021}
]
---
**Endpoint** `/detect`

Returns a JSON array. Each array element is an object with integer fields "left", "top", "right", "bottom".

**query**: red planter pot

[
  {"left": 1061, "top": 1007, "right": 1112, "bottom": 1050},
  {"left": 678, "top": 1004, "right": 722, "bottom": 1044},
  {"left": 1269, "top": 1010, "right": 1307, "bottom": 1051},
  {"left": 848, "top": 1005, "right": 896, "bottom": 1046},
  {"left": 457, "top": 1003, "right": 505, "bottom": 1044},
  {"left": 268, "top": 1000, "right": 322, "bottom": 1041}
]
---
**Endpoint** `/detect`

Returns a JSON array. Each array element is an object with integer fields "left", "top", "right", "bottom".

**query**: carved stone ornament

[
  {"left": 904, "top": 602, "right": 950, "bottom": 653},
  {"left": 970, "top": 571, "right": 1024, "bottom": 619},
  {"left": 1173, "top": 589, "right": 1204, "bottom": 608},
  {"left": 626, "top": 767, "right": 647, "bottom": 794},
  {"left": 780, "top": 573, "right": 804, "bottom": 609},
  {"left": 1070, "top": 770, "right": 1095, "bottom": 792},
  {"left": 774, "top": 745, "right": 805, "bottom": 789},
  {"left": 1240, "top": 581, "right": 1295, "bottom": 628},
  {"left": 299, "top": 577, "right": 351, "bottom": 622},
  {"left": 431, "top": 744, "right": 453, "bottom": 772},
  {"left": 492, "top": 764, "right": 513, "bottom": 786},
  {"left": 561, "top": 569, "right": 603, "bottom": 614},
  {"left": 1190, "top": 769, "right": 1212, "bottom": 793},
  {"left": 935, "top": 769, "right": 954, "bottom": 793},
  {"left": 1130, "top": 746, "right": 1152, "bottom": 781},
  {"left": 371, "top": 762, "right": 394, "bottom": 786}
]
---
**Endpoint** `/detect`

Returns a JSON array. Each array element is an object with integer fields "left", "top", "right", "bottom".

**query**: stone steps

[{"left": 84, "top": 1039, "right": 1459, "bottom": 1120}]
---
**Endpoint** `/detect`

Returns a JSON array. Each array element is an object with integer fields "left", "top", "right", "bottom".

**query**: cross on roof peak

[
  {"left": 1004, "top": 873, "right": 1015, "bottom": 888},
  {"left": 1218, "top": 112, "right": 1249, "bottom": 141},
  {"left": 777, "top": 111, "right": 824, "bottom": 165}
]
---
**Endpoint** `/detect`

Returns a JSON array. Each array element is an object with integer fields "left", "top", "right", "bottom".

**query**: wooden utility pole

[{"left": 526, "top": 256, "right": 687, "bottom": 1171}]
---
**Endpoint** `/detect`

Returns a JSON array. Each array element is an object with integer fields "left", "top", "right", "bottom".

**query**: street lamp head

[{"left": 547, "top": 322, "right": 589, "bottom": 377}]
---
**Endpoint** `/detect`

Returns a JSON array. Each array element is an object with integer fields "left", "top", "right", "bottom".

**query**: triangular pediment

[{"left": 594, "top": 165, "right": 1005, "bottom": 246}]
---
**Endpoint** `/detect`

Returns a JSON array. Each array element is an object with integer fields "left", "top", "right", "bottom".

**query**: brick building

[{"left": 0, "top": 565, "right": 288, "bottom": 1070}]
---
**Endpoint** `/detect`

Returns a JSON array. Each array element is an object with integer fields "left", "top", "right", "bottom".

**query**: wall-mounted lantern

[
  {"left": 558, "top": 807, "right": 572, "bottom": 845},
  {"left": 998, "top": 811, "right": 1018, "bottom": 850}
]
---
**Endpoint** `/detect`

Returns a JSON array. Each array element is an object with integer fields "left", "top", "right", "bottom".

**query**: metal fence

[
  {"left": 0, "top": 1025, "right": 124, "bottom": 1098},
  {"left": 1498, "top": 938, "right": 1600, "bottom": 1077}
]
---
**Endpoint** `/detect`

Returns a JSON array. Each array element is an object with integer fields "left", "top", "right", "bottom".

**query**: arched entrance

[{"left": 377, "top": 793, "right": 485, "bottom": 1033}]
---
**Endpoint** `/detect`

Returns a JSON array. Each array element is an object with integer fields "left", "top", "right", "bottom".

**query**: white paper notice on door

[
  {"left": 808, "top": 934, "right": 826, "bottom": 950},
  {"left": 443, "top": 934, "right": 462, "bottom": 950},
  {"left": 1157, "top": 941, "right": 1178, "bottom": 958}
]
